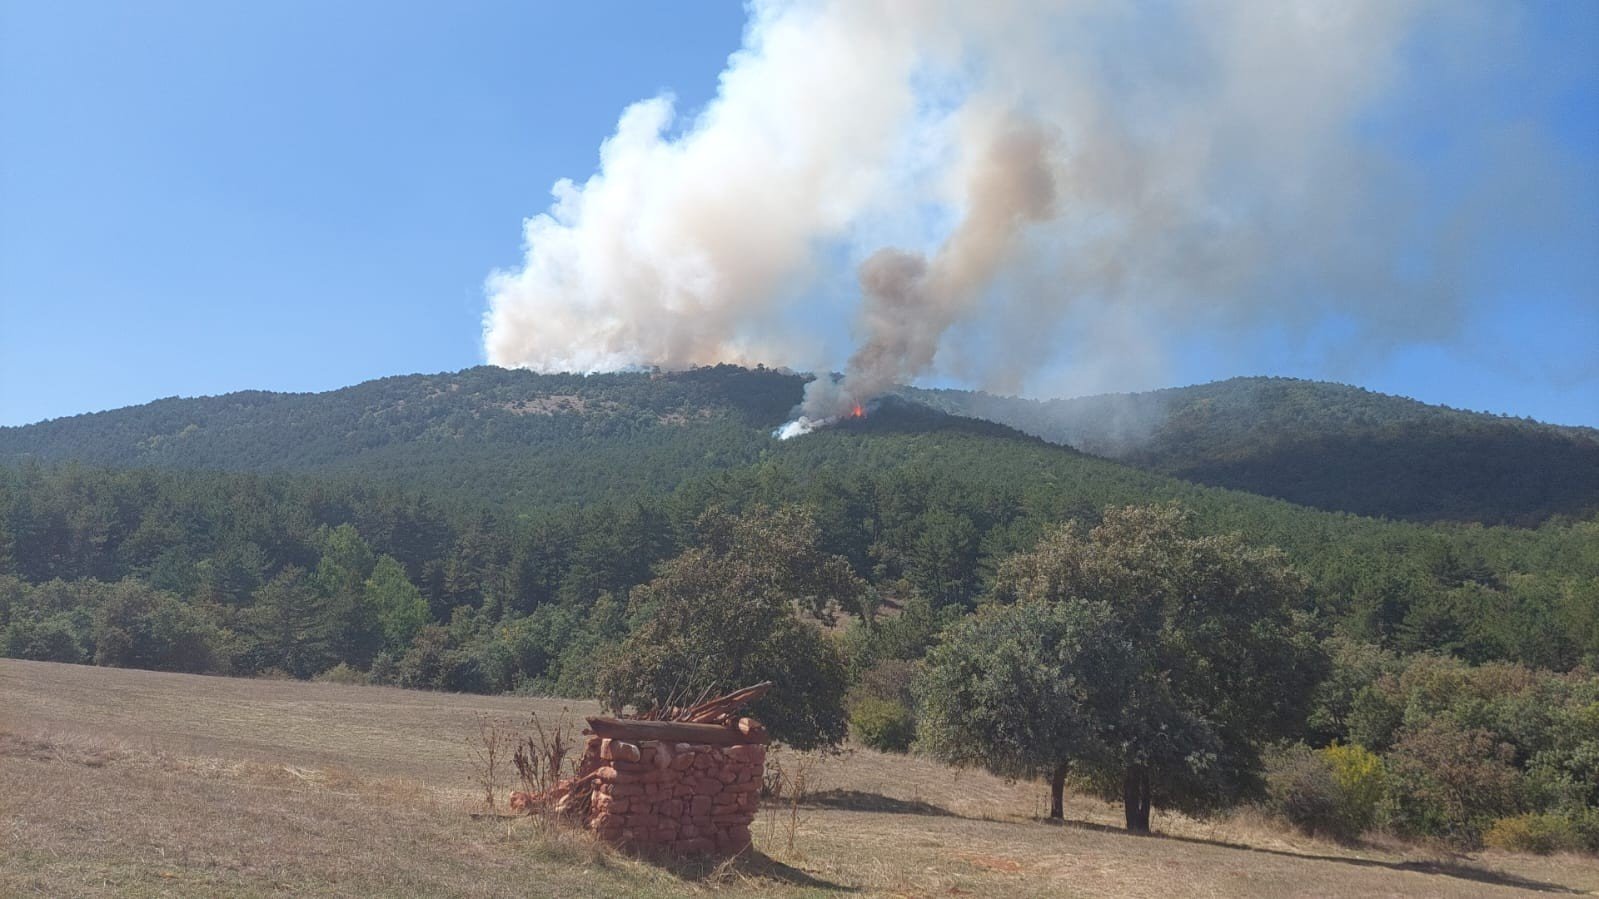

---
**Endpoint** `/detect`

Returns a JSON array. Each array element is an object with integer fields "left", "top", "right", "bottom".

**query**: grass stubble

[{"left": 3, "top": 658, "right": 1596, "bottom": 898}]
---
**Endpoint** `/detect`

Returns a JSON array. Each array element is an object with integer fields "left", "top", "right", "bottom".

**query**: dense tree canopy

[
  {"left": 596, "top": 507, "right": 864, "bottom": 750},
  {"left": 921, "top": 506, "right": 1324, "bottom": 830}
]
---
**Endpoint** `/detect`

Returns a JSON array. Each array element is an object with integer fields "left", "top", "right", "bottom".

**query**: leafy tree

[
  {"left": 917, "top": 597, "right": 1131, "bottom": 818},
  {"left": 384, "top": 623, "right": 487, "bottom": 692},
  {"left": 596, "top": 506, "right": 863, "bottom": 750},
  {"left": 945, "top": 506, "right": 1324, "bottom": 831},
  {"left": 364, "top": 555, "right": 429, "bottom": 650},
  {"left": 92, "top": 579, "right": 227, "bottom": 674},
  {"left": 312, "top": 525, "right": 383, "bottom": 665}
]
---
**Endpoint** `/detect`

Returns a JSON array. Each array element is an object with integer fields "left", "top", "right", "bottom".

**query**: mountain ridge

[
  {"left": 4, "top": 366, "right": 1595, "bottom": 525},
  {"left": 903, "top": 376, "right": 1599, "bottom": 525}
]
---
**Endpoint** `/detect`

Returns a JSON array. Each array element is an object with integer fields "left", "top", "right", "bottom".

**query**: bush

[
  {"left": 391, "top": 625, "right": 488, "bottom": 692},
  {"left": 1484, "top": 813, "right": 1582, "bottom": 854},
  {"left": 3, "top": 614, "right": 88, "bottom": 663},
  {"left": 314, "top": 663, "right": 370, "bottom": 685},
  {"left": 1385, "top": 720, "right": 1523, "bottom": 845},
  {"left": 850, "top": 697, "right": 914, "bottom": 752},
  {"left": 1576, "top": 808, "right": 1599, "bottom": 854},
  {"left": 853, "top": 658, "right": 918, "bottom": 709},
  {"left": 1267, "top": 746, "right": 1365, "bottom": 842},
  {"left": 1321, "top": 742, "right": 1386, "bottom": 834},
  {"left": 846, "top": 658, "right": 919, "bottom": 753}
]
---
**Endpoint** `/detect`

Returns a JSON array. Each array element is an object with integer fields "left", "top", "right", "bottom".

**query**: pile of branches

[{"left": 637, "top": 681, "right": 773, "bottom": 726}]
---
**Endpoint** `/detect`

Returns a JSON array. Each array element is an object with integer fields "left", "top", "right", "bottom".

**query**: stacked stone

[{"left": 579, "top": 735, "right": 765, "bottom": 855}]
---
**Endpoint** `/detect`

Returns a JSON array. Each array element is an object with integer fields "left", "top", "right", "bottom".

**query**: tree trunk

[
  {"left": 1049, "top": 760, "right": 1068, "bottom": 819},
  {"left": 1123, "top": 765, "right": 1151, "bottom": 833}
]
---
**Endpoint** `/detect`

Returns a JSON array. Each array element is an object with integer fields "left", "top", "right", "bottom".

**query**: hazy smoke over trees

[{"left": 483, "top": 0, "right": 1592, "bottom": 431}]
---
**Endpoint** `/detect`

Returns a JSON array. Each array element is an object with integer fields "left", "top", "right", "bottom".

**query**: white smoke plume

[{"left": 484, "top": 0, "right": 1591, "bottom": 433}]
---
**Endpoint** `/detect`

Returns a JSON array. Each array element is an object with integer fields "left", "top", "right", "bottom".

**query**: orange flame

[{"left": 850, "top": 404, "right": 865, "bottom": 419}]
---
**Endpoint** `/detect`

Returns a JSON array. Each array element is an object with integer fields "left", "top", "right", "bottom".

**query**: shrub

[
  {"left": 1574, "top": 808, "right": 1599, "bottom": 853},
  {"left": 850, "top": 697, "right": 915, "bottom": 752},
  {"left": 1320, "top": 742, "right": 1387, "bottom": 834},
  {"left": 3, "top": 614, "right": 88, "bottom": 664},
  {"left": 853, "top": 658, "right": 918, "bottom": 709},
  {"left": 1267, "top": 746, "right": 1364, "bottom": 842},
  {"left": 314, "top": 663, "right": 370, "bottom": 685},
  {"left": 1385, "top": 720, "right": 1523, "bottom": 845},
  {"left": 846, "top": 658, "right": 919, "bottom": 752},
  {"left": 392, "top": 625, "right": 488, "bottom": 692},
  {"left": 1484, "top": 813, "right": 1582, "bottom": 854}
]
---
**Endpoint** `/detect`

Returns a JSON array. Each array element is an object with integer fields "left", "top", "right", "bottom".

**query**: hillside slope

[
  {"left": 905, "top": 377, "right": 1599, "bottom": 525},
  {"left": 4, "top": 367, "right": 1596, "bottom": 524},
  {"left": 0, "top": 365, "right": 801, "bottom": 508}
]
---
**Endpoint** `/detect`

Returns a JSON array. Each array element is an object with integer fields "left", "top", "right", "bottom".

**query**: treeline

[
  {"left": 2, "top": 456, "right": 1597, "bottom": 850},
  {"left": 2, "top": 445, "right": 1596, "bottom": 683}
]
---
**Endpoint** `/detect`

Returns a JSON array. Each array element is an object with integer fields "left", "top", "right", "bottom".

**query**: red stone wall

[{"left": 578, "top": 735, "right": 765, "bottom": 856}]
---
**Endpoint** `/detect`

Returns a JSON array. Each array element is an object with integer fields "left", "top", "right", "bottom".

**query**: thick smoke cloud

[
  {"left": 787, "top": 119, "right": 1057, "bottom": 433},
  {"left": 484, "top": 0, "right": 1590, "bottom": 432}
]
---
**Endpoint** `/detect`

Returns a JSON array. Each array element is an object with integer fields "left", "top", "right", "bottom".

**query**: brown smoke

[{"left": 789, "top": 121, "right": 1056, "bottom": 431}]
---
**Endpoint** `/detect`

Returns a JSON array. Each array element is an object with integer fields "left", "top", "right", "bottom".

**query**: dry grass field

[{"left": 3, "top": 658, "right": 1596, "bottom": 898}]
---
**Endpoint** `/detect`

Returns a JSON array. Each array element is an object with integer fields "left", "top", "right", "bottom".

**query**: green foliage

[
  {"left": 1266, "top": 746, "right": 1361, "bottom": 842},
  {"left": 974, "top": 506, "right": 1326, "bottom": 827},
  {"left": 846, "top": 659, "right": 919, "bottom": 753},
  {"left": 2, "top": 365, "right": 1597, "bottom": 846},
  {"left": 364, "top": 555, "right": 429, "bottom": 650},
  {"left": 383, "top": 624, "right": 487, "bottom": 693},
  {"left": 1303, "top": 645, "right": 1599, "bottom": 845},
  {"left": 596, "top": 507, "right": 861, "bottom": 750},
  {"left": 842, "top": 593, "right": 959, "bottom": 677},
  {"left": 241, "top": 568, "right": 335, "bottom": 679},
  {"left": 4, "top": 370, "right": 1597, "bottom": 674},
  {"left": 0, "top": 365, "right": 803, "bottom": 510},
  {"left": 93, "top": 579, "right": 228, "bottom": 674},
  {"left": 916, "top": 597, "right": 1127, "bottom": 784},
  {"left": 849, "top": 697, "right": 915, "bottom": 753}
]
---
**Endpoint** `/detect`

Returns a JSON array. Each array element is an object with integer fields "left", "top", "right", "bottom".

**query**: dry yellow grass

[{"left": 3, "top": 658, "right": 1596, "bottom": 898}]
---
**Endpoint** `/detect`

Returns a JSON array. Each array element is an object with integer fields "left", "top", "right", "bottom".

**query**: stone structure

[
  {"left": 510, "top": 683, "right": 773, "bottom": 857},
  {"left": 576, "top": 733, "right": 765, "bottom": 855}
]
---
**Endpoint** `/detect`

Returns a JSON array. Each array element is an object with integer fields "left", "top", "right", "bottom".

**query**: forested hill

[
  {"left": 0, "top": 366, "right": 803, "bottom": 508},
  {"left": 905, "top": 377, "right": 1599, "bottom": 525},
  {"left": 4, "top": 366, "right": 1596, "bottom": 524}
]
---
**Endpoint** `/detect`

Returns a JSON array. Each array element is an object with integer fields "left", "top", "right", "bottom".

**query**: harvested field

[{"left": 4, "top": 658, "right": 1596, "bottom": 898}]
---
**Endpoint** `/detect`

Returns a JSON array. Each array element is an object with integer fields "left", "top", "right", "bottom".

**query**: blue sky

[{"left": 2, "top": 1, "right": 1595, "bottom": 427}]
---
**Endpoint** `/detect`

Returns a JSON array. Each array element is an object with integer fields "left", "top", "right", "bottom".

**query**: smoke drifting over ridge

[
  {"left": 784, "top": 120, "right": 1057, "bottom": 435},
  {"left": 484, "top": 0, "right": 1591, "bottom": 433}
]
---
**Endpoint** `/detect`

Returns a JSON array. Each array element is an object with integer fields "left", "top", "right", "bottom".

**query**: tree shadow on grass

[
  {"left": 802, "top": 788, "right": 959, "bottom": 817},
  {"left": 1049, "top": 818, "right": 1586, "bottom": 895}
]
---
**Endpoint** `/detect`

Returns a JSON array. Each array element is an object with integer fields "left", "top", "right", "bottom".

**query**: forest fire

[{"left": 773, "top": 394, "right": 867, "bottom": 439}]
